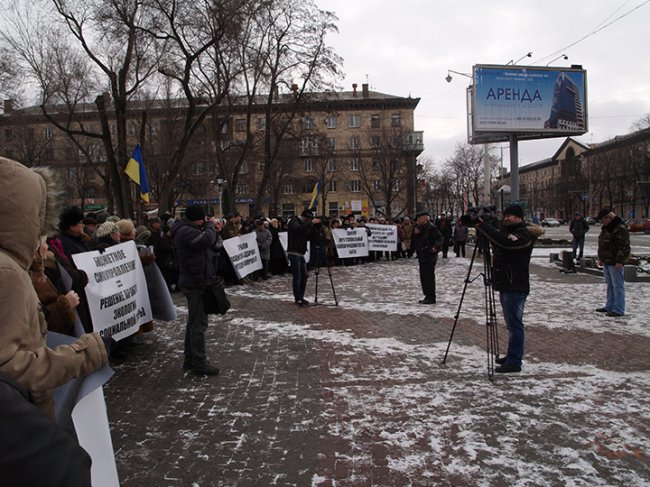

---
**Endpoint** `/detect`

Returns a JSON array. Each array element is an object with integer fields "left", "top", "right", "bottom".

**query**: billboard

[{"left": 469, "top": 64, "right": 587, "bottom": 143}]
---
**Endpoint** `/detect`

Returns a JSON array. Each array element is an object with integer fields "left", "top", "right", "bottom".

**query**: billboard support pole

[
  {"left": 509, "top": 133, "right": 519, "bottom": 202},
  {"left": 483, "top": 144, "right": 491, "bottom": 205}
]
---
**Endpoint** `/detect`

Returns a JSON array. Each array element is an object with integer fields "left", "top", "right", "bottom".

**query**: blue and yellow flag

[
  {"left": 308, "top": 178, "right": 322, "bottom": 211},
  {"left": 124, "top": 144, "right": 150, "bottom": 203}
]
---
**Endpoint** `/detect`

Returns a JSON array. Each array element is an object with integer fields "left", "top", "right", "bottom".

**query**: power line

[{"left": 534, "top": 0, "right": 650, "bottom": 64}]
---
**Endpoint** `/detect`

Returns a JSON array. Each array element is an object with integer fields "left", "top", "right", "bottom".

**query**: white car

[{"left": 541, "top": 218, "right": 560, "bottom": 227}]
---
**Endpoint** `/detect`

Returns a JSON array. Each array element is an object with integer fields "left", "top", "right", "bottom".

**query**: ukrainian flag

[
  {"left": 124, "top": 144, "right": 151, "bottom": 203},
  {"left": 308, "top": 178, "right": 321, "bottom": 211}
]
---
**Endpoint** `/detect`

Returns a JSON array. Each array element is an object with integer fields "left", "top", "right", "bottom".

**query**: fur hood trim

[{"left": 30, "top": 166, "right": 64, "bottom": 238}]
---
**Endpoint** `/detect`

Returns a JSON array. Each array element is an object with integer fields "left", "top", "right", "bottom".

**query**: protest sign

[
  {"left": 332, "top": 228, "right": 369, "bottom": 258},
  {"left": 366, "top": 224, "right": 398, "bottom": 252},
  {"left": 222, "top": 232, "right": 263, "bottom": 279},
  {"left": 72, "top": 241, "right": 152, "bottom": 341}
]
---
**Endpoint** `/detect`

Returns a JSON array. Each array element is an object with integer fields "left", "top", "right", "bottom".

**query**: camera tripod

[
  {"left": 442, "top": 239, "right": 501, "bottom": 379},
  {"left": 312, "top": 237, "right": 339, "bottom": 306}
]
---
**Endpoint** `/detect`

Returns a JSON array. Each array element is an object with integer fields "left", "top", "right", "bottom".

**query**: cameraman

[
  {"left": 476, "top": 204, "right": 543, "bottom": 373},
  {"left": 413, "top": 211, "right": 443, "bottom": 304},
  {"left": 287, "top": 209, "right": 321, "bottom": 306}
]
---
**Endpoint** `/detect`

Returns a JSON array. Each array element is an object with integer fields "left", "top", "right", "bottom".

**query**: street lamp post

[{"left": 210, "top": 178, "right": 225, "bottom": 217}]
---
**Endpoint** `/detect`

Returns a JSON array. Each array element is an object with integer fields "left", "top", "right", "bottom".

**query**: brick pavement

[{"left": 104, "top": 257, "right": 650, "bottom": 486}]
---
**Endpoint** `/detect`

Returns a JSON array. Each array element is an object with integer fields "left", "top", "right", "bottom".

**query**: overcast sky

[{"left": 317, "top": 0, "right": 650, "bottom": 169}]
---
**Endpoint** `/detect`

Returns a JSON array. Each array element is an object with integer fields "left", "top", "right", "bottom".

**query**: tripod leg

[
  {"left": 314, "top": 266, "right": 320, "bottom": 304},
  {"left": 442, "top": 243, "right": 480, "bottom": 364},
  {"left": 327, "top": 265, "right": 339, "bottom": 306}
]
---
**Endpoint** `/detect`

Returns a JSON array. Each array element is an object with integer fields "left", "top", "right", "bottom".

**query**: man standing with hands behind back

[
  {"left": 595, "top": 207, "right": 630, "bottom": 317},
  {"left": 414, "top": 210, "right": 443, "bottom": 305}
]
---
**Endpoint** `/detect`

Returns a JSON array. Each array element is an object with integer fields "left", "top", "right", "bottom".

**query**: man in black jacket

[
  {"left": 172, "top": 205, "right": 220, "bottom": 375},
  {"left": 413, "top": 211, "right": 443, "bottom": 304},
  {"left": 287, "top": 209, "right": 321, "bottom": 305},
  {"left": 569, "top": 212, "right": 589, "bottom": 260},
  {"left": 476, "top": 204, "right": 543, "bottom": 373}
]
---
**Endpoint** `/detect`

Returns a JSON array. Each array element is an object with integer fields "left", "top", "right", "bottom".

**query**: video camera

[{"left": 460, "top": 205, "right": 496, "bottom": 226}]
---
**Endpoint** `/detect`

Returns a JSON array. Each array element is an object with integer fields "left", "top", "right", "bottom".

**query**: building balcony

[{"left": 404, "top": 131, "right": 424, "bottom": 152}]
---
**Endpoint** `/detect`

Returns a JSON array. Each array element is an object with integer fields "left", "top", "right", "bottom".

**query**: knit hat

[
  {"left": 135, "top": 225, "right": 151, "bottom": 245},
  {"left": 95, "top": 221, "right": 118, "bottom": 238},
  {"left": 503, "top": 204, "right": 524, "bottom": 219},
  {"left": 59, "top": 206, "right": 85, "bottom": 231},
  {"left": 596, "top": 207, "right": 613, "bottom": 221},
  {"left": 415, "top": 210, "right": 430, "bottom": 218},
  {"left": 116, "top": 219, "right": 136, "bottom": 240},
  {"left": 185, "top": 205, "right": 206, "bottom": 222}
]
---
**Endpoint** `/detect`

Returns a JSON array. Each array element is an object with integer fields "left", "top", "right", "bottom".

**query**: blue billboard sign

[{"left": 471, "top": 65, "right": 587, "bottom": 136}]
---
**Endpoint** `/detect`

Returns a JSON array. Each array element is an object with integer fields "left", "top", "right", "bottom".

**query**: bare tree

[{"left": 630, "top": 113, "right": 650, "bottom": 131}]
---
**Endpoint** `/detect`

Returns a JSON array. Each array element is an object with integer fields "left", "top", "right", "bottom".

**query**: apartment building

[{"left": 0, "top": 85, "right": 424, "bottom": 219}]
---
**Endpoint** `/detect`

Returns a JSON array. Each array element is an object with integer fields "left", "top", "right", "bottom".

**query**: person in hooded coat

[{"left": 0, "top": 158, "right": 109, "bottom": 418}]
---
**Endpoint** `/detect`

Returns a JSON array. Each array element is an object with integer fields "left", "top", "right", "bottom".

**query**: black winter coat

[
  {"left": 172, "top": 218, "right": 217, "bottom": 289},
  {"left": 287, "top": 216, "right": 315, "bottom": 255},
  {"left": 478, "top": 221, "right": 538, "bottom": 294},
  {"left": 414, "top": 222, "right": 444, "bottom": 260},
  {"left": 569, "top": 217, "right": 590, "bottom": 240}
]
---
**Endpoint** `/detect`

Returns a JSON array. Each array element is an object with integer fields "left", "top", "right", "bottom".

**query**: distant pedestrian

[
  {"left": 569, "top": 212, "right": 589, "bottom": 260},
  {"left": 595, "top": 208, "right": 630, "bottom": 317},
  {"left": 413, "top": 211, "right": 443, "bottom": 304},
  {"left": 453, "top": 219, "right": 469, "bottom": 257}
]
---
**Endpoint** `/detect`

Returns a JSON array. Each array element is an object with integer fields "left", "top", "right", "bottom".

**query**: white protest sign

[
  {"left": 279, "top": 231, "right": 310, "bottom": 265},
  {"left": 222, "top": 232, "right": 263, "bottom": 279},
  {"left": 366, "top": 224, "right": 398, "bottom": 252},
  {"left": 72, "top": 241, "right": 152, "bottom": 341},
  {"left": 332, "top": 228, "right": 369, "bottom": 258}
]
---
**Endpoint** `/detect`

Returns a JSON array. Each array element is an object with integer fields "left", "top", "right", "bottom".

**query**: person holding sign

[
  {"left": 414, "top": 211, "right": 443, "bottom": 305},
  {"left": 0, "top": 158, "right": 110, "bottom": 420},
  {"left": 172, "top": 205, "right": 220, "bottom": 376},
  {"left": 287, "top": 209, "right": 321, "bottom": 306}
]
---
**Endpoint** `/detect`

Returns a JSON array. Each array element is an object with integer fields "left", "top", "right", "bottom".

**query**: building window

[
  {"left": 235, "top": 118, "right": 246, "bottom": 132},
  {"left": 239, "top": 162, "right": 248, "bottom": 174},
  {"left": 391, "top": 113, "right": 401, "bottom": 127},
  {"left": 282, "top": 203, "right": 295, "bottom": 216},
  {"left": 328, "top": 160, "right": 337, "bottom": 172},
  {"left": 236, "top": 183, "right": 249, "bottom": 194},
  {"left": 326, "top": 114, "right": 336, "bottom": 128},
  {"left": 282, "top": 183, "right": 294, "bottom": 194},
  {"left": 302, "top": 180, "right": 317, "bottom": 193},
  {"left": 393, "top": 179, "right": 401, "bottom": 192},
  {"left": 349, "top": 136, "right": 360, "bottom": 150},
  {"left": 327, "top": 137, "right": 336, "bottom": 151},
  {"left": 328, "top": 180, "right": 337, "bottom": 192},
  {"left": 303, "top": 117, "right": 315, "bottom": 129},
  {"left": 192, "top": 163, "right": 202, "bottom": 176},
  {"left": 350, "top": 158, "right": 360, "bottom": 171},
  {"left": 304, "top": 159, "right": 314, "bottom": 172},
  {"left": 328, "top": 202, "right": 338, "bottom": 217},
  {"left": 350, "top": 180, "right": 361, "bottom": 192},
  {"left": 44, "top": 127, "right": 54, "bottom": 140},
  {"left": 372, "top": 157, "right": 381, "bottom": 170},
  {"left": 127, "top": 122, "right": 136, "bottom": 136},
  {"left": 4, "top": 129, "right": 12, "bottom": 141},
  {"left": 259, "top": 162, "right": 265, "bottom": 173},
  {"left": 348, "top": 114, "right": 360, "bottom": 128},
  {"left": 301, "top": 137, "right": 318, "bottom": 155},
  {"left": 371, "top": 135, "right": 381, "bottom": 147},
  {"left": 371, "top": 114, "right": 380, "bottom": 128},
  {"left": 147, "top": 123, "right": 157, "bottom": 136}
]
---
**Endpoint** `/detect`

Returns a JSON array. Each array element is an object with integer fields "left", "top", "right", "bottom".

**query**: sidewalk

[{"left": 105, "top": 256, "right": 650, "bottom": 486}]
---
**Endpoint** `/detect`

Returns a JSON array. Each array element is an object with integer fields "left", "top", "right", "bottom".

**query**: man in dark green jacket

[{"left": 596, "top": 208, "right": 630, "bottom": 317}]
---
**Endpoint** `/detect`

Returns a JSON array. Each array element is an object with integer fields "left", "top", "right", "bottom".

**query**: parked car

[
  {"left": 541, "top": 218, "right": 561, "bottom": 227},
  {"left": 627, "top": 218, "right": 650, "bottom": 233},
  {"left": 585, "top": 216, "right": 596, "bottom": 225}
]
